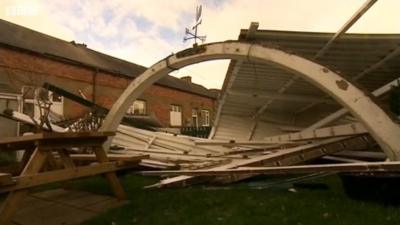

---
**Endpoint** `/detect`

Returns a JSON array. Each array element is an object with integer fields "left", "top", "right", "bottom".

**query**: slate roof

[{"left": 0, "top": 19, "right": 217, "bottom": 99}]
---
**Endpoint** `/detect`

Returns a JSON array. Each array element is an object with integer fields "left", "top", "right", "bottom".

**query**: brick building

[{"left": 0, "top": 19, "right": 218, "bottom": 137}]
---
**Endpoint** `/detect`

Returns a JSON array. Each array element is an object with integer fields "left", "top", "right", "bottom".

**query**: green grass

[
  {"left": 67, "top": 174, "right": 400, "bottom": 225},
  {"left": 0, "top": 152, "right": 16, "bottom": 167}
]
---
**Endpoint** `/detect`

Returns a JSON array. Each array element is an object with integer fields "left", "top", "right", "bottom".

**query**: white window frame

[
  {"left": 201, "top": 109, "right": 210, "bottom": 126},
  {"left": 127, "top": 100, "right": 147, "bottom": 115},
  {"left": 192, "top": 109, "right": 198, "bottom": 127},
  {"left": 170, "top": 104, "right": 182, "bottom": 126}
]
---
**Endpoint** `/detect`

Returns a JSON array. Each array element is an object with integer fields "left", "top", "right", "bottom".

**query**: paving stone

[
  {"left": 88, "top": 199, "right": 129, "bottom": 212},
  {"left": 0, "top": 189, "right": 125, "bottom": 225},
  {"left": 33, "top": 189, "right": 88, "bottom": 203},
  {"left": 15, "top": 197, "right": 56, "bottom": 215},
  {"left": 59, "top": 192, "right": 114, "bottom": 208},
  {"left": 13, "top": 202, "right": 96, "bottom": 225},
  {"left": 30, "top": 189, "right": 69, "bottom": 199}
]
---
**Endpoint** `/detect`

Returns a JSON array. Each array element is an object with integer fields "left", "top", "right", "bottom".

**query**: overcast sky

[{"left": 1, "top": 0, "right": 399, "bottom": 89}]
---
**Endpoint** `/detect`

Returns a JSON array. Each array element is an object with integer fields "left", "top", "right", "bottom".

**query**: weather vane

[{"left": 183, "top": 5, "right": 206, "bottom": 47}]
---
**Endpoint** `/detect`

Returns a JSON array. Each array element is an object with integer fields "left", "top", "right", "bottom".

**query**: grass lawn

[{"left": 66, "top": 173, "right": 400, "bottom": 225}]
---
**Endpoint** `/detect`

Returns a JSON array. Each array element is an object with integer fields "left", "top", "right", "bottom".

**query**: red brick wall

[{"left": 0, "top": 46, "right": 216, "bottom": 127}]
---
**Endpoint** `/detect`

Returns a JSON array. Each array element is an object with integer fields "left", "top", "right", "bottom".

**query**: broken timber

[
  {"left": 264, "top": 122, "right": 367, "bottom": 142},
  {"left": 147, "top": 135, "right": 373, "bottom": 188},
  {"left": 141, "top": 161, "right": 400, "bottom": 176}
]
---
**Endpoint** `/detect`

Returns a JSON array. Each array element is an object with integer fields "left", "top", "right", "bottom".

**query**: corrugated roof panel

[{"left": 213, "top": 29, "right": 400, "bottom": 140}]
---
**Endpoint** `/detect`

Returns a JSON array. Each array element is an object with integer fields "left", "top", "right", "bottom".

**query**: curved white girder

[{"left": 100, "top": 41, "right": 400, "bottom": 160}]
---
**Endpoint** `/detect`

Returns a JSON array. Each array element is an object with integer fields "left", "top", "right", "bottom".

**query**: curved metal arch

[{"left": 101, "top": 41, "right": 400, "bottom": 160}]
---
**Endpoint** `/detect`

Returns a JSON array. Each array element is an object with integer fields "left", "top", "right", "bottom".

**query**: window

[
  {"left": 127, "top": 100, "right": 146, "bottom": 115},
  {"left": 201, "top": 110, "right": 210, "bottom": 126},
  {"left": 170, "top": 104, "right": 182, "bottom": 126},
  {"left": 192, "top": 109, "right": 198, "bottom": 127},
  {"left": 170, "top": 105, "right": 181, "bottom": 112},
  {"left": 21, "top": 87, "right": 64, "bottom": 117},
  {"left": 50, "top": 92, "right": 62, "bottom": 103}
]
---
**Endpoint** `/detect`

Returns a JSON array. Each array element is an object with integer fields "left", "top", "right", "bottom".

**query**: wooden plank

[
  {"left": 0, "top": 173, "right": 13, "bottom": 186},
  {"left": 141, "top": 161, "right": 400, "bottom": 176},
  {"left": 0, "top": 161, "right": 135, "bottom": 193},
  {"left": 70, "top": 154, "right": 149, "bottom": 162},
  {"left": 333, "top": 150, "right": 386, "bottom": 161},
  {"left": 264, "top": 122, "right": 367, "bottom": 142},
  {"left": 194, "top": 140, "right": 291, "bottom": 146},
  {"left": 145, "top": 135, "right": 156, "bottom": 150},
  {"left": 0, "top": 132, "right": 115, "bottom": 151},
  {"left": 322, "top": 155, "right": 366, "bottom": 163},
  {"left": 118, "top": 128, "right": 189, "bottom": 154},
  {"left": 139, "top": 159, "right": 179, "bottom": 169},
  {"left": 0, "top": 132, "right": 114, "bottom": 144},
  {"left": 112, "top": 148, "right": 236, "bottom": 162},
  {"left": 222, "top": 143, "right": 303, "bottom": 155}
]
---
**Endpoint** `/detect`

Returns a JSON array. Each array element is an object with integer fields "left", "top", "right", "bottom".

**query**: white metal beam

[
  {"left": 296, "top": 47, "right": 400, "bottom": 115},
  {"left": 228, "top": 89, "right": 335, "bottom": 104},
  {"left": 352, "top": 47, "right": 400, "bottom": 80},
  {"left": 313, "top": 0, "right": 378, "bottom": 59},
  {"left": 253, "top": 0, "right": 377, "bottom": 122},
  {"left": 305, "top": 77, "right": 400, "bottom": 130}
]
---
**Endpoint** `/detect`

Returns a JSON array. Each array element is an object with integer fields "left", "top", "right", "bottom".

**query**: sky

[{"left": 0, "top": 0, "right": 399, "bottom": 89}]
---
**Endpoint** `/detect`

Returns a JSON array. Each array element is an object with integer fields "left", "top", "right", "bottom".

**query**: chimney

[
  {"left": 180, "top": 76, "right": 192, "bottom": 83},
  {"left": 70, "top": 40, "right": 87, "bottom": 48}
]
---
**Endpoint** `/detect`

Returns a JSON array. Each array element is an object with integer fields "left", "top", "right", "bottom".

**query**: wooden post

[
  {"left": 57, "top": 149, "right": 76, "bottom": 189},
  {"left": 93, "top": 147, "right": 126, "bottom": 200},
  {"left": 0, "top": 147, "right": 48, "bottom": 225}
]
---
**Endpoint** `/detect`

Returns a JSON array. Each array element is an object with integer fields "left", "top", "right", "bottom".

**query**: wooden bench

[
  {"left": 0, "top": 173, "right": 13, "bottom": 186},
  {"left": 0, "top": 132, "right": 147, "bottom": 225}
]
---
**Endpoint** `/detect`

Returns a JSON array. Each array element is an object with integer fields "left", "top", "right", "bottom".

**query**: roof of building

[
  {"left": 0, "top": 19, "right": 217, "bottom": 99},
  {"left": 213, "top": 26, "right": 400, "bottom": 140}
]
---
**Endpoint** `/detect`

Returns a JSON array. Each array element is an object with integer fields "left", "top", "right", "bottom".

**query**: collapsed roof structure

[
  {"left": 98, "top": 0, "right": 400, "bottom": 187},
  {"left": 211, "top": 25, "right": 400, "bottom": 141}
]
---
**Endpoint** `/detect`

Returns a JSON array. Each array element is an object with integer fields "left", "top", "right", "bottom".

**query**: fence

[{"left": 180, "top": 126, "right": 211, "bottom": 138}]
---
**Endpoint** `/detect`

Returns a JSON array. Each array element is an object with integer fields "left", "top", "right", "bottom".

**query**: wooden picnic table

[{"left": 0, "top": 132, "right": 147, "bottom": 225}]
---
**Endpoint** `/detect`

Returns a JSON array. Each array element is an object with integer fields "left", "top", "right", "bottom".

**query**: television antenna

[{"left": 183, "top": 5, "right": 206, "bottom": 46}]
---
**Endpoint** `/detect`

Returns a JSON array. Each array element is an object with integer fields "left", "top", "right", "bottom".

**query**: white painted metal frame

[
  {"left": 305, "top": 77, "right": 400, "bottom": 130},
  {"left": 100, "top": 42, "right": 400, "bottom": 160}
]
